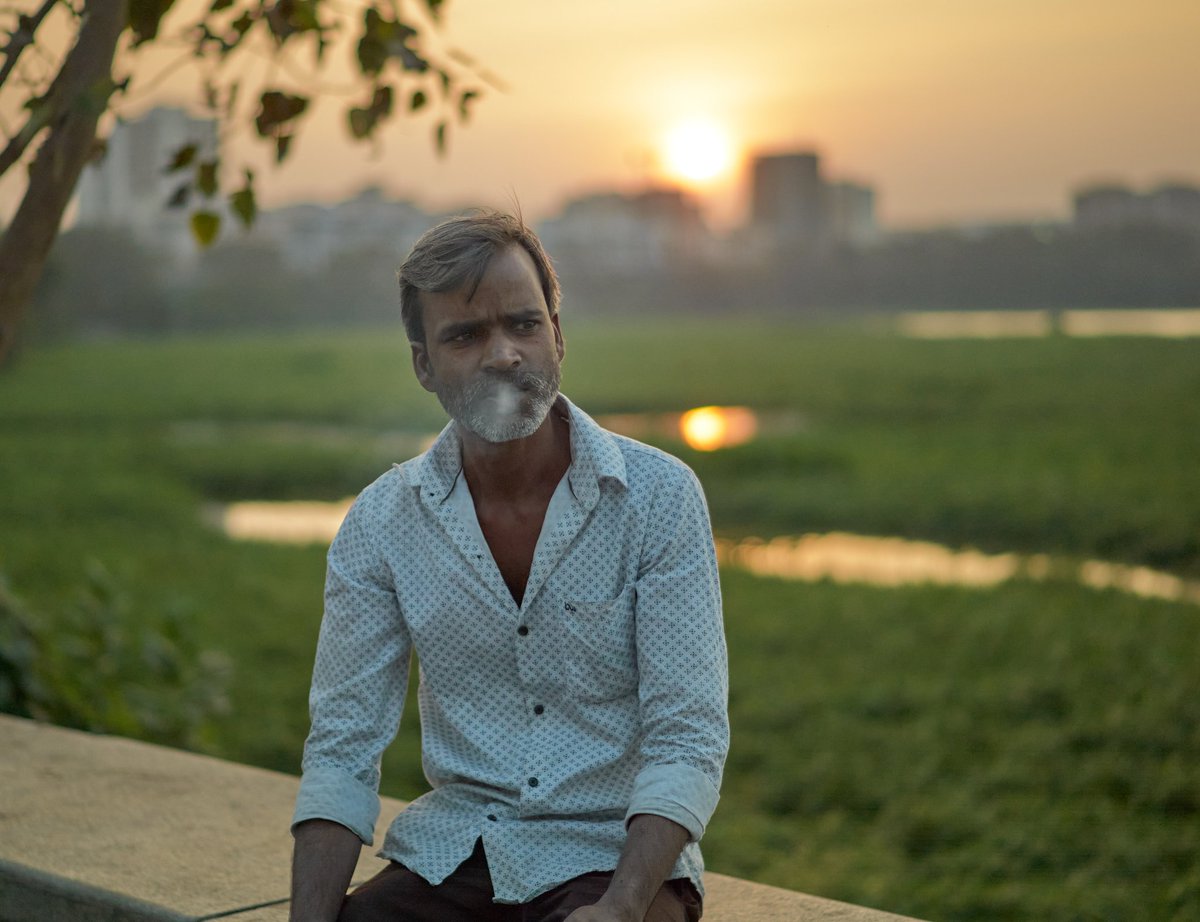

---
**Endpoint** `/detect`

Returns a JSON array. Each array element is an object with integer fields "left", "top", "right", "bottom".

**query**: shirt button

[
  {"left": 528, "top": 777, "right": 539, "bottom": 788},
  {"left": 517, "top": 625, "right": 529, "bottom": 636},
  {"left": 487, "top": 814, "right": 498, "bottom": 822},
  {"left": 533, "top": 704, "right": 545, "bottom": 715}
]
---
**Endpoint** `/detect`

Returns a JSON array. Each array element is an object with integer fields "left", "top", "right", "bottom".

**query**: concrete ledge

[{"left": 0, "top": 715, "right": 920, "bottom": 921}]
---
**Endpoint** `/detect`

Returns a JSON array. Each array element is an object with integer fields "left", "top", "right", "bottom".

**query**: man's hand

[
  {"left": 289, "top": 818, "right": 363, "bottom": 922},
  {"left": 563, "top": 904, "right": 637, "bottom": 922},
  {"left": 563, "top": 813, "right": 691, "bottom": 922}
]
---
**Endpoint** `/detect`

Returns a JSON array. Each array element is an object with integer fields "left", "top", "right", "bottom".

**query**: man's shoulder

[
  {"left": 607, "top": 429, "right": 687, "bottom": 471},
  {"left": 602, "top": 428, "right": 704, "bottom": 496},
  {"left": 344, "top": 464, "right": 415, "bottom": 526}
]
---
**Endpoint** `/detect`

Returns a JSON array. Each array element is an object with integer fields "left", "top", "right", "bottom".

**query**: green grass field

[{"left": 2, "top": 321, "right": 1198, "bottom": 920}]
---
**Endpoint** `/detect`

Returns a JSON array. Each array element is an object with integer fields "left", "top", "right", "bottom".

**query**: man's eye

[{"left": 515, "top": 320, "right": 539, "bottom": 332}]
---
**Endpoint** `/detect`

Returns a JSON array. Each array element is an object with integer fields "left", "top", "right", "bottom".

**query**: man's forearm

[
  {"left": 290, "top": 818, "right": 363, "bottom": 922},
  {"left": 594, "top": 813, "right": 691, "bottom": 921}
]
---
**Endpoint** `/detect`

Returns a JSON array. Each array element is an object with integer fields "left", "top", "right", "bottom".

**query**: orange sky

[{"left": 5, "top": 0, "right": 1200, "bottom": 229}]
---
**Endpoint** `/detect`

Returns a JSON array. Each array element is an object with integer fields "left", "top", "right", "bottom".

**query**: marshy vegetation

[{"left": 2, "top": 320, "right": 1197, "bottom": 919}]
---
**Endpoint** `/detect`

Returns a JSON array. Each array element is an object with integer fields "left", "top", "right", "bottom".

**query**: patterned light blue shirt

[{"left": 293, "top": 396, "right": 729, "bottom": 904}]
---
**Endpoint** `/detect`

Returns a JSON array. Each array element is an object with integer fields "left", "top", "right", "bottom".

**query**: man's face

[{"left": 412, "top": 245, "right": 565, "bottom": 443}]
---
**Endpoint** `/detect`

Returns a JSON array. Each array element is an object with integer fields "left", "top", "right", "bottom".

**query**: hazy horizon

[{"left": 3, "top": 0, "right": 1198, "bottom": 231}]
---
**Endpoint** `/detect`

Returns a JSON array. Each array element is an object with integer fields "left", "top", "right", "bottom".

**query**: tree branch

[
  {"left": 0, "top": 0, "right": 127, "bottom": 363},
  {"left": 0, "top": 88, "right": 60, "bottom": 179},
  {"left": 0, "top": 0, "right": 58, "bottom": 93},
  {"left": 0, "top": 1, "right": 71, "bottom": 179}
]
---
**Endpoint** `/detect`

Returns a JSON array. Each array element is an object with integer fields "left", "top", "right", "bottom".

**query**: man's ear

[
  {"left": 411, "top": 341, "right": 436, "bottom": 393},
  {"left": 551, "top": 312, "right": 565, "bottom": 363}
]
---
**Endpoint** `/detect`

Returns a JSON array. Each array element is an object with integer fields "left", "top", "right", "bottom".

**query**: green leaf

[
  {"left": 348, "top": 107, "right": 372, "bottom": 140},
  {"left": 396, "top": 45, "right": 429, "bottom": 73},
  {"left": 229, "top": 185, "right": 256, "bottom": 228},
  {"left": 231, "top": 11, "right": 254, "bottom": 36},
  {"left": 255, "top": 91, "right": 308, "bottom": 137},
  {"left": 265, "top": 0, "right": 322, "bottom": 43},
  {"left": 371, "top": 85, "right": 394, "bottom": 117},
  {"left": 347, "top": 85, "right": 394, "bottom": 140},
  {"left": 410, "top": 90, "right": 427, "bottom": 112},
  {"left": 128, "top": 0, "right": 177, "bottom": 47},
  {"left": 164, "top": 143, "right": 197, "bottom": 173},
  {"left": 458, "top": 89, "right": 479, "bottom": 122},
  {"left": 190, "top": 211, "right": 221, "bottom": 247},
  {"left": 196, "top": 160, "right": 219, "bottom": 197},
  {"left": 356, "top": 7, "right": 423, "bottom": 75},
  {"left": 167, "top": 182, "right": 190, "bottom": 208},
  {"left": 355, "top": 7, "right": 388, "bottom": 75}
]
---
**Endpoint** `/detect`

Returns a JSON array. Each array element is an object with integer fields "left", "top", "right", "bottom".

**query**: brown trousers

[{"left": 337, "top": 840, "right": 702, "bottom": 922}]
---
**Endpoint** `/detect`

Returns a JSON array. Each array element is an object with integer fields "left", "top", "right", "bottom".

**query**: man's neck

[{"left": 458, "top": 400, "right": 571, "bottom": 504}]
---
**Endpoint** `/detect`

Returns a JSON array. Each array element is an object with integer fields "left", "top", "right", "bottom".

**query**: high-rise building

[
  {"left": 1073, "top": 181, "right": 1200, "bottom": 231},
  {"left": 826, "top": 181, "right": 878, "bottom": 246},
  {"left": 76, "top": 107, "right": 219, "bottom": 263},
  {"left": 252, "top": 186, "right": 432, "bottom": 271},
  {"left": 1072, "top": 184, "right": 1142, "bottom": 228},
  {"left": 749, "top": 152, "right": 826, "bottom": 244},
  {"left": 746, "top": 151, "right": 877, "bottom": 251},
  {"left": 538, "top": 187, "right": 711, "bottom": 274},
  {"left": 1147, "top": 184, "right": 1200, "bottom": 230}
]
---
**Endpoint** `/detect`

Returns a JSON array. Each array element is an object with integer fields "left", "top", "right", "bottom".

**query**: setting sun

[{"left": 662, "top": 119, "right": 734, "bottom": 185}]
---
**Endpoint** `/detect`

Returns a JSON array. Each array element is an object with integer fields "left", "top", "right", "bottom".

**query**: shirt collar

[{"left": 405, "top": 394, "right": 627, "bottom": 509}]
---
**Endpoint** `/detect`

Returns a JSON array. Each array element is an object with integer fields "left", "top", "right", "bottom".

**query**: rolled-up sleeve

[
  {"left": 292, "top": 494, "right": 411, "bottom": 844},
  {"left": 627, "top": 464, "right": 729, "bottom": 842}
]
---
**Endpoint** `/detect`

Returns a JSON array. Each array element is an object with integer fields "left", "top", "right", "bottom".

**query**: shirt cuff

[
  {"left": 625, "top": 762, "right": 721, "bottom": 843},
  {"left": 291, "top": 764, "right": 381, "bottom": 845}
]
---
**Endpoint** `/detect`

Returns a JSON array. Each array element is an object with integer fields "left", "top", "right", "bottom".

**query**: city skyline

[{"left": 3, "top": 0, "right": 1199, "bottom": 231}]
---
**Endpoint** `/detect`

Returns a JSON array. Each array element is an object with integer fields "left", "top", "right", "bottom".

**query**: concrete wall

[{"left": 0, "top": 716, "right": 920, "bottom": 921}]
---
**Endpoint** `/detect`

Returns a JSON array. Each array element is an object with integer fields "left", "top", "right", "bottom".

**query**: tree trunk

[{"left": 0, "top": 0, "right": 127, "bottom": 366}]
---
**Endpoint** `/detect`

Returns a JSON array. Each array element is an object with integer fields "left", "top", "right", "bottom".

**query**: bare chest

[{"left": 475, "top": 500, "right": 548, "bottom": 605}]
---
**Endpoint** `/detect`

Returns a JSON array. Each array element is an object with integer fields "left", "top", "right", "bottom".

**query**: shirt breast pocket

[{"left": 560, "top": 584, "right": 638, "bottom": 702}]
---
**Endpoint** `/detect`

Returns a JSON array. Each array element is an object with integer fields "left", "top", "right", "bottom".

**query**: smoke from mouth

[{"left": 438, "top": 365, "right": 561, "bottom": 443}]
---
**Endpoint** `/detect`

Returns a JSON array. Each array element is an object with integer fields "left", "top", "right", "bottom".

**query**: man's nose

[{"left": 482, "top": 331, "right": 521, "bottom": 369}]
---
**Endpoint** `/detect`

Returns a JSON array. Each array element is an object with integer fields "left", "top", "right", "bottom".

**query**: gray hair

[{"left": 398, "top": 210, "right": 561, "bottom": 344}]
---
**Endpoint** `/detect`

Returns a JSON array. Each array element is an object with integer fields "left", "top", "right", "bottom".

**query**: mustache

[{"left": 473, "top": 369, "right": 556, "bottom": 398}]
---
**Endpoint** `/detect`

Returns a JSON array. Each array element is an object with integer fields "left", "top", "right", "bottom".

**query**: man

[{"left": 290, "top": 211, "right": 729, "bottom": 922}]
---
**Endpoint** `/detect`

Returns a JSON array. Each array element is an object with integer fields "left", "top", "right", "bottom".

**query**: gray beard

[{"left": 438, "top": 366, "right": 561, "bottom": 443}]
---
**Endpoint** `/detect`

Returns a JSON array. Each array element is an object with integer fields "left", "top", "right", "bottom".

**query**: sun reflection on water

[
  {"left": 679, "top": 406, "right": 758, "bottom": 451},
  {"left": 716, "top": 534, "right": 1200, "bottom": 607}
]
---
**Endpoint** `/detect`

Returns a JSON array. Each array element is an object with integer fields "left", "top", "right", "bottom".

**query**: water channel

[
  {"left": 896, "top": 308, "right": 1200, "bottom": 338},
  {"left": 208, "top": 397, "right": 1199, "bottom": 608},
  {"left": 217, "top": 504, "right": 1200, "bottom": 609}
]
